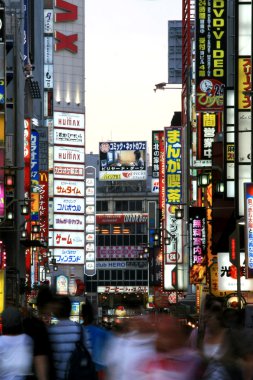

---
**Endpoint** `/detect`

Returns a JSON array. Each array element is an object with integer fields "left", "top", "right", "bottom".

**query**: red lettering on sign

[
  {"left": 55, "top": 0, "right": 78, "bottom": 22},
  {"left": 55, "top": 31, "right": 78, "bottom": 53}
]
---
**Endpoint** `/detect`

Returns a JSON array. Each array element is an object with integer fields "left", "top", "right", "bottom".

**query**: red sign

[{"left": 55, "top": 0, "right": 78, "bottom": 53}]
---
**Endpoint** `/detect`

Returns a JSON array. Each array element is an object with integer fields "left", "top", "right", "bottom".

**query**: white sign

[
  {"left": 53, "top": 231, "right": 84, "bottom": 247},
  {"left": 44, "top": 64, "right": 53, "bottom": 88},
  {"left": 54, "top": 214, "right": 84, "bottom": 231},
  {"left": 54, "top": 197, "right": 85, "bottom": 213},
  {"left": 98, "top": 286, "right": 148, "bottom": 293},
  {"left": 44, "top": 37, "right": 53, "bottom": 64},
  {"left": 54, "top": 112, "right": 85, "bottom": 130},
  {"left": 54, "top": 129, "right": 85, "bottom": 146},
  {"left": 44, "top": 10, "right": 53, "bottom": 33},
  {"left": 218, "top": 252, "right": 253, "bottom": 291},
  {"left": 54, "top": 179, "right": 84, "bottom": 197},
  {"left": 54, "top": 163, "right": 84, "bottom": 179},
  {"left": 54, "top": 146, "right": 85, "bottom": 163},
  {"left": 54, "top": 248, "right": 84, "bottom": 264}
]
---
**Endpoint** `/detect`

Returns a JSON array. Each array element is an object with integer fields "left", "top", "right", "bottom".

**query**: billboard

[
  {"left": 189, "top": 207, "right": 207, "bottom": 284},
  {"left": 98, "top": 141, "right": 147, "bottom": 181},
  {"left": 218, "top": 252, "right": 253, "bottom": 291},
  {"left": 195, "top": 0, "right": 226, "bottom": 111},
  {"left": 165, "top": 127, "right": 182, "bottom": 204},
  {"left": 244, "top": 183, "right": 253, "bottom": 278}
]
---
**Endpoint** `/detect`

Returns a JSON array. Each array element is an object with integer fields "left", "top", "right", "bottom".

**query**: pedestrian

[
  {"left": 0, "top": 306, "right": 34, "bottom": 379},
  {"left": 81, "top": 300, "right": 113, "bottom": 379},
  {"left": 23, "top": 285, "right": 55, "bottom": 380},
  {"left": 136, "top": 314, "right": 205, "bottom": 380},
  {"left": 48, "top": 295, "right": 83, "bottom": 380}
]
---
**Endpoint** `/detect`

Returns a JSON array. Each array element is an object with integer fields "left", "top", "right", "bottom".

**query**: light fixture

[
  {"left": 53, "top": 264, "right": 58, "bottom": 271},
  {"left": 20, "top": 202, "right": 29, "bottom": 215},
  {"left": 215, "top": 181, "right": 225, "bottom": 193},
  {"left": 6, "top": 210, "right": 13, "bottom": 220},
  {"left": 197, "top": 172, "right": 210, "bottom": 187},
  {"left": 5, "top": 175, "right": 14, "bottom": 186},
  {"left": 51, "top": 257, "right": 57, "bottom": 265},
  {"left": 38, "top": 254, "right": 43, "bottom": 262},
  {"left": 31, "top": 224, "right": 40, "bottom": 233},
  {"left": 164, "top": 237, "right": 171, "bottom": 245},
  {"left": 45, "top": 264, "right": 50, "bottom": 274},
  {"left": 20, "top": 229, "right": 28, "bottom": 239},
  {"left": 46, "top": 251, "right": 51, "bottom": 257},
  {"left": 175, "top": 208, "right": 184, "bottom": 219}
]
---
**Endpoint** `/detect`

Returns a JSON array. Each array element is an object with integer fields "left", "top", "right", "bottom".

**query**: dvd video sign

[{"left": 99, "top": 141, "right": 147, "bottom": 181}]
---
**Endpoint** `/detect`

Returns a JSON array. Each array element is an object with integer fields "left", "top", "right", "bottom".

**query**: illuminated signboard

[
  {"left": 238, "top": 58, "right": 251, "bottom": 110},
  {"left": 54, "top": 179, "right": 84, "bottom": 197},
  {"left": 53, "top": 231, "right": 85, "bottom": 247},
  {"left": 244, "top": 183, "right": 253, "bottom": 278},
  {"left": 98, "top": 141, "right": 147, "bottom": 181},
  {"left": 54, "top": 214, "right": 84, "bottom": 231},
  {"left": 197, "top": 112, "right": 222, "bottom": 161},
  {"left": 54, "top": 197, "right": 85, "bottom": 214},
  {"left": 195, "top": 0, "right": 226, "bottom": 111},
  {"left": 85, "top": 166, "right": 96, "bottom": 276},
  {"left": 189, "top": 207, "right": 207, "bottom": 284},
  {"left": 54, "top": 248, "right": 84, "bottom": 265},
  {"left": 53, "top": 163, "right": 84, "bottom": 180},
  {"left": 54, "top": 146, "right": 85, "bottom": 163},
  {"left": 218, "top": 252, "right": 253, "bottom": 291},
  {"left": 54, "top": 129, "right": 85, "bottom": 146},
  {"left": 152, "top": 131, "right": 163, "bottom": 178},
  {"left": 165, "top": 127, "right": 182, "bottom": 204},
  {"left": 54, "top": 112, "right": 85, "bottom": 129}
]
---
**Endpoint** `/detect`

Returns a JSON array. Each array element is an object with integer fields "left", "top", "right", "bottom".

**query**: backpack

[{"left": 65, "top": 326, "right": 98, "bottom": 380}]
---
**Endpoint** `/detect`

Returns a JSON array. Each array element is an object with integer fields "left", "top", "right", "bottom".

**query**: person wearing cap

[{"left": 0, "top": 305, "right": 34, "bottom": 379}]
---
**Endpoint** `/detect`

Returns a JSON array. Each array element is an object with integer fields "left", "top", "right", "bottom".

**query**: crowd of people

[{"left": 0, "top": 291, "right": 253, "bottom": 380}]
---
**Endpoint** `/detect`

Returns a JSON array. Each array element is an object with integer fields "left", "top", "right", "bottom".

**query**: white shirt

[{"left": 0, "top": 333, "right": 34, "bottom": 380}]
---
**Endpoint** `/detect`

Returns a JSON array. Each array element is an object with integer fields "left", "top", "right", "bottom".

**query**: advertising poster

[{"left": 98, "top": 141, "right": 147, "bottom": 181}]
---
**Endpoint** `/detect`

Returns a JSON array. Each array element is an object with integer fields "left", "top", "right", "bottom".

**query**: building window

[{"left": 96, "top": 201, "right": 108, "bottom": 212}]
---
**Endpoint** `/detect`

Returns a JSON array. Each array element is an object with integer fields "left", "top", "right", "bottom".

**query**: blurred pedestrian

[
  {"left": 23, "top": 285, "right": 55, "bottom": 380},
  {"left": 0, "top": 306, "right": 34, "bottom": 379},
  {"left": 104, "top": 314, "right": 157, "bottom": 380},
  {"left": 48, "top": 295, "right": 83, "bottom": 380},
  {"left": 81, "top": 300, "right": 113, "bottom": 379},
  {"left": 136, "top": 314, "right": 205, "bottom": 380}
]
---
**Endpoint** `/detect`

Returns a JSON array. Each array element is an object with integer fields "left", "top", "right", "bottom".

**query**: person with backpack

[
  {"left": 81, "top": 300, "right": 113, "bottom": 380},
  {"left": 48, "top": 295, "right": 97, "bottom": 380}
]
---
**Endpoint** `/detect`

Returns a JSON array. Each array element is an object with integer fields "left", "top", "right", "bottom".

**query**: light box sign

[
  {"left": 244, "top": 183, "right": 253, "bottom": 278},
  {"left": 96, "top": 213, "right": 148, "bottom": 224},
  {"left": 54, "top": 146, "right": 85, "bottom": 163},
  {"left": 54, "top": 163, "right": 84, "bottom": 179},
  {"left": 85, "top": 166, "right": 96, "bottom": 276},
  {"left": 218, "top": 252, "right": 253, "bottom": 291},
  {"left": 165, "top": 127, "right": 182, "bottom": 204},
  {"left": 195, "top": 0, "right": 226, "bottom": 111},
  {"left": 54, "top": 179, "right": 84, "bottom": 197},
  {"left": 54, "top": 112, "right": 85, "bottom": 130},
  {"left": 197, "top": 112, "right": 222, "bottom": 161},
  {"left": 0, "top": 183, "right": 4, "bottom": 218},
  {"left": 98, "top": 141, "right": 147, "bottom": 181},
  {"left": 189, "top": 207, "right": 207, "bottom": 284},
  {"left": 54, "top": 197, "right": 84, "bottom": 214},
  {"left": 152, "top": 131, "right": 163, "bottom": 178},
  {"left": 54, "top": 129, "right": 85, "bottom": 146},
  {"left": 238, "top": 58, "right": 251, "bottom": 110},
  {"left": 54, "top": 214, "right": 84, "bottom": 231},
  {"left": 54, "top": 248, "right": 84, "bottom": 265},
  {"left": 53, "top": 231, "right": 84, "bottom": 247},
  {"left": 44, "top": 9, "right": 53, "bottom": 34}
]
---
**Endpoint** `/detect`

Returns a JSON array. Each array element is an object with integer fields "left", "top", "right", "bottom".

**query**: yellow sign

[{"left": 0, "top": 270, "right": 5, "bottom": 313}]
